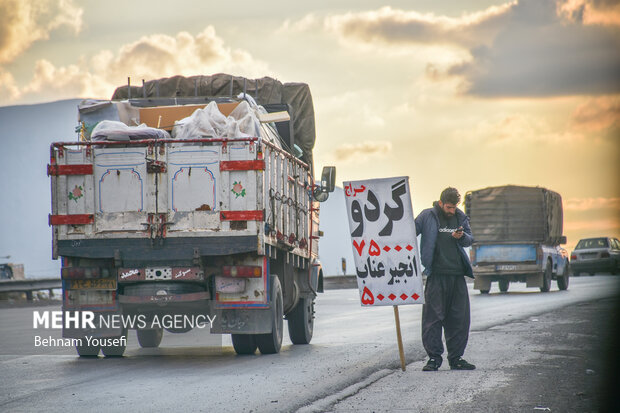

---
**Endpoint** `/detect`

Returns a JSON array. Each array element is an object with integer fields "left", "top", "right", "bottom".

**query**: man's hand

[{"left": 452, "top": 227, "right": 464, "bottom": 239}]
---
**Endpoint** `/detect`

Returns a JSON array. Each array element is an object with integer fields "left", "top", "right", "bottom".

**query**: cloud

[
  {"left": 324, "top": 4, "right": 513, "bottom": 49},
  {"left": 0, "top": 0, "right": 83, "bottom": 64},
  {"left": 559, "top": 0, "right": 620, "bottom": 26},
  {"left": 570, "top": 96, "right": 620, "bottom": 133},
  {"left": 0, "top": 68, "right": 19, "bottom": 100},
  {"left": 458, "top": 113, "right": 584, "bottom": 145},
  {"left": 449, "top": 0, "right": 620, "bottom": 97},
  {"left": 564, "top": 218, "right": 620, "bottom": 231},
  {"left": 333, "top": 141, "right": 392, "bottom": 162},
  {"left": 564, "top": 197, "right": 620, "bottom": 211},
  {"left": 1, "top": 26, "right": 272, "bottom": 105},
  {"left": 277, "top": 14, "right": 320, "bottom": 34},
  {"left": 323, "top": 0, "right": 620, "bottom": 97},
  {"left": 88, "top": 27, "right": 270, "bottom": 85}
]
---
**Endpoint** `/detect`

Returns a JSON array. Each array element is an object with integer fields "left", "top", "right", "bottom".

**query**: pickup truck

[
  {"left": 48, "top": 74, "right": 335, "bottom": 356},
  {"left": 465, "top": 185, "right": 570, "bottom": 293}
]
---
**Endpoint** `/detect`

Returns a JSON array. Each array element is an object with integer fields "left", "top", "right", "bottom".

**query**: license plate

[
  {"left": 68, "top": 278, "right": 117, "bottom": 290},
  {"left": 65, "top": 290, "right": 115, "bottom": 305},
  {"left": 496, "top": 265, "right": 517, "bottom": 271},
  {"left": 215, "top": 276, "right": 246, "bottom": 293}
]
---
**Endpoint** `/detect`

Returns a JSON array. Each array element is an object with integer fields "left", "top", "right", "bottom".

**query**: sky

[{"left": 0, "top": 0, "right": 619, "bottom": 271}]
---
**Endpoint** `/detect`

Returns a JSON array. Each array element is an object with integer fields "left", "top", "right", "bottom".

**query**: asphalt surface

[
  {"left": 1, "top": 276, "right": 619, "bottom": 412},
  {"left": 305, "top": 296, "right": 619, "bottom": 413}
]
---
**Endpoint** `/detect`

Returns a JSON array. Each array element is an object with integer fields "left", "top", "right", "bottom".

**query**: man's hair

[{"left": 440, "top": 187, "right": 461, "bottom": 205}]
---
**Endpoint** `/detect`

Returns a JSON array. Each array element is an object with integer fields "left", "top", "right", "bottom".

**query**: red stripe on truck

[
  {"left": 47, "top": 164, "right": 93, "bottom": 176},
  {"left": 49, "top": 214, "right": 94, "bottom": 225},
  {"left": 220, "top": 160, "right": 265, "bottom": 171},
  {"left": 220, "top": 210, "right": 264, "bottom": 221}
]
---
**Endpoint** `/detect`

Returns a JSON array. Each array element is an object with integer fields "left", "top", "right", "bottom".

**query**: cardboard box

[{"left": 139, "top": 102, "right": 240, "bottom": 130}]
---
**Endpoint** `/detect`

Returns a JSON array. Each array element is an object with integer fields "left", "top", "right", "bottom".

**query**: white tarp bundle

[
  {"left": 111, "top": 74, "right": 316, "bottom": 167},
  {"left": 91, "top": 120, "right": 171, "bottom": 141},
  {"left": 171, "top": 100, "right": 263, "bottom": 140}
]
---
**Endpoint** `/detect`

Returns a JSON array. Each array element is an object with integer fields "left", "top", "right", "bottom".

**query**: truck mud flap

[
  {"left": 211, "top": 307, "right": 272, "bottom": 334},
  {"left": 526, "top": 273, "right": 543, "bottom": 288},
  {"left": 473, "top": 276, "right": 491, "bottom": 291}
]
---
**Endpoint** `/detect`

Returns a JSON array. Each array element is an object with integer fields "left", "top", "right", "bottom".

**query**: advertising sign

[{"left": 343, "top": 177, "right": 424, "bottom": 307}]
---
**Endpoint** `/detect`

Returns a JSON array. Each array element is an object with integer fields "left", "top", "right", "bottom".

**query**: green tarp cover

[
  {"left": 465, "top": 185, "right": 564, "bottom": 245},
  {"left": 111, "top": 74, "right": 315, "bottom": 167}
]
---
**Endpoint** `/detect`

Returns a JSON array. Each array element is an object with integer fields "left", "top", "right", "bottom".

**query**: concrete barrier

[
  {"left": 0, "top": 278, "right": 61, "bottom": 300},
  {"left": 323, "top": 275, "right": 357, "bottom": 290}
]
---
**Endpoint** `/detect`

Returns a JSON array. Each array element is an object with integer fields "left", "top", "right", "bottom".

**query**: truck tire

[
  {"left": 232, "top": 334, "right": 257, "bottom": 355},
  {"left": 255, "top": 276, "right": 283, "bottom": 354},
  {"left": 137, "top": 328, "right": 163, "bottom": 348},
  {"left": 557, "top": 264, "right": 570, "bottom": 291},
  {"left": 479, "top": 289, "right": 490, "bottom": 294},
  {"left": 76, "top": 343, "right": 100, "bottom": 357},
  {"left": 540, "top": 261, "right": 552, "bottom": 292},
  {"left": 101, "top": 330, "right": 127, "bottom": 357},
  {"left": 498, "top": 279, "right": 510, "bottom": 293},
  {"left": 287, "top": 296, "right": 315, "bottom": 345}
]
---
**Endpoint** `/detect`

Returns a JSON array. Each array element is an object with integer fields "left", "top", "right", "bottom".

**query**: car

[{"left": 570, "top": 237, "right": 620, "bottom": 276}]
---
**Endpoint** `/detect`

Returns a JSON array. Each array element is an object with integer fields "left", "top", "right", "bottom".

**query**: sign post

[
  {"left": 393, "top": 305, "right": 406, "bottom": 371},
  {"left": 343, "top": 177, "right": 423, "bottom": 371}
]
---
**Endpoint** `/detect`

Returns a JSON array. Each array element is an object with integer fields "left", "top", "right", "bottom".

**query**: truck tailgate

[
  {"left": 49, "top": 140, "right": 261, "bottom": 241},
  {"left": 49, "top": 137, "right": 313, "bottom": 260},
  {"left": 475, "top": 244, "right": 537, "bottom": 263}
]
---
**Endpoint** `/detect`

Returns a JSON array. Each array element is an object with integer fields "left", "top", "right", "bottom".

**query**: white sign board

[{"left": 343, "top": 177, "right": 424, "bottom": 306}]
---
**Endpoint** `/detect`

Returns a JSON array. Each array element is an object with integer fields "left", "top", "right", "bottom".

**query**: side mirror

[
  {"left": 313, "top": 166, "right": 336, "bottom": 202},
  {"left": 321, "top": 166, "right": 336, "bottom": 193},
  {"left": 559, "top": 236, "right": 567, "bottom": 245}
]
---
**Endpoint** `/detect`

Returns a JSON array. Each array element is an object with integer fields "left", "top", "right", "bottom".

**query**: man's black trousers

[{"left": 421, "top": 274, "right": 471, "bottom": 362}]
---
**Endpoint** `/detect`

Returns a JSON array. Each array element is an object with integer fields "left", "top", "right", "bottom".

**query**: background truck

[
  {"left": 465, "top": 185, "right": 570, "bottom": 293},
  {"left": 48, "top": 74, "right": 335, "bottom": 356},
  {"left": 0, "top": 262, "right": 24, "bottom": 280}
]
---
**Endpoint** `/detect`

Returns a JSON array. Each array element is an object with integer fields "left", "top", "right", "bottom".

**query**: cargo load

[{"left": 465, "top": 185, "right": 564, "bottom": 246}]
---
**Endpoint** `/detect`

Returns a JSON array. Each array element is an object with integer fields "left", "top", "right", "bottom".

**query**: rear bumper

[
  {"left": 473, "top": 263, "right": 540, "bottom": 276},
  {"left": 58, "top": 235, "right": 258, "bottom": 260},
  {"left": 118, "top": 291, "right": 209, "bottom": 304},
  {"left": 571, "top": 258, "right": 618, "bottom": 274}
]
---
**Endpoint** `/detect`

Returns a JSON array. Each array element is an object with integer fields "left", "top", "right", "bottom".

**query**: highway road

[{"left": 1, "top": 275, "right": 618, "bottom": 412}]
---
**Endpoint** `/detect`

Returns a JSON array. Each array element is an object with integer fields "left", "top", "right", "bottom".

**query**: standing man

[{"left": 415, "top": 187, "right": 476, "bottom": 371}]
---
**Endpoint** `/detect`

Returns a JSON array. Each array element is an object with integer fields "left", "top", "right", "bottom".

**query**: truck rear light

[
  {"left": 62, "top": 267, "right": 110, "bottom": 279},
  {"left": 570, "top": 254, "right": 577, "bottom": 260},
  {"left": 601, "top": 252, "right": 610, "bottom": 258},
  {"left": 221, "top": 265, "right": 262, "bottom": 278}
]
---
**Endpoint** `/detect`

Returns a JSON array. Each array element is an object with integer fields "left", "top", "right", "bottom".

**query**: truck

[
  {"left": 0, "top": 262, "right": 24, "bottom": 280},
  {"left": 48, "top": 74, "right": 335, "bottom": 356},
  {"left": 464, "top": 185, "right": 570, "bottom": 293}
]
